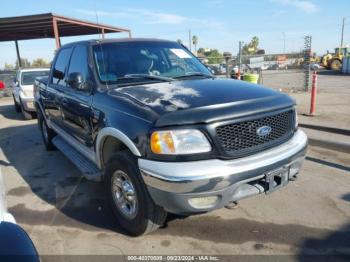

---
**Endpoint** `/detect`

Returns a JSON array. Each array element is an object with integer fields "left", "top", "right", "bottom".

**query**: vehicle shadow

[
  {"left": 0, "top": 122, "right": 126, "bottom": 235},
  {"left": 0, "top": 103, "right": 24, "bottom": 121},
  {"left": 296, "top": 192, "right": 350, "bottom": 260},
  {"left": 342, "top": 193, "right": 350, "bottom": 202},
  {"left": 298, "top": 223, "right": 350, "bottom": 261}
]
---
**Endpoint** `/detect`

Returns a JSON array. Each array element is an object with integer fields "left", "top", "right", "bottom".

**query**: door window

[
  {"left": 66, "top": 45, "right": 91, "bottom": 89},
  {"left": 51, "top": 47, "right": 72, "bottom": 85}
]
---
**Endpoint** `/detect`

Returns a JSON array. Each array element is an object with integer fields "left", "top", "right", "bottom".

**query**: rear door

[
  {"left": 45, "top": 47, "right": 73, "bottom": 125},
  {"left": 59, "top": 44, "right": 94, "bottom": 147}
]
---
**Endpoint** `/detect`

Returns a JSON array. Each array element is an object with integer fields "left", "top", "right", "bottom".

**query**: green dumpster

[{"left": 243, "top": 74, "right": 259, "bottom": 84}]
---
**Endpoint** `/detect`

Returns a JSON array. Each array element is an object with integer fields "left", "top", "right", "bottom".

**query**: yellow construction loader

[{"left": 321, "top": 47, "right": 349, "bottom": 70}]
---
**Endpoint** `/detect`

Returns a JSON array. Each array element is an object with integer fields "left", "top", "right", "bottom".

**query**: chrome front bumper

[{"left": 139, "top": 130, "right": 308, "bottom": 214}]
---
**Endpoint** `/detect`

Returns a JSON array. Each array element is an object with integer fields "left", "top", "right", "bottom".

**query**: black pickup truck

[{"left": 35, "top": 38, "right": 308, "bottom": 236}]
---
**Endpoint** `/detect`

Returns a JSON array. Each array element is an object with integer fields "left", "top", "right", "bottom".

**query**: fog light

[{"left": 188, "top": 196, "right": 219, "bottom": 209}]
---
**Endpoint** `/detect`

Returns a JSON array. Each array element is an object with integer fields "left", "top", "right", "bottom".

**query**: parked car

[
  {"left": 12, "top": 68, "right": 49, "bottom": 120},
  {"left": 0, "top": 170, "right": 39, "bottom": 261},
  {"left": 304, "top": 63, "right": 321, "bottom": 70},
  {"left": 0, "top": 81, "right": 6, "bottom": 96},
  {"left": 207, "top": 65, "right": 220, "bottom": 75},
  {"left": 35, "top": 38, "right": 308, "bottom": 236}
]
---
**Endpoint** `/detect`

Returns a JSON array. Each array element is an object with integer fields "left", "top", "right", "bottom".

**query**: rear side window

[
  {"left": 67, "top": 45, "right": 91, "bottom": 86},
  {"left": 52, "top": 47, "right": 72, "bottom": 85}
]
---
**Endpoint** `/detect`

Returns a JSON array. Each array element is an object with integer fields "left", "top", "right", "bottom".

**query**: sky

[{"left": 0, "top": 0, "right": 349, "bottom": 68}]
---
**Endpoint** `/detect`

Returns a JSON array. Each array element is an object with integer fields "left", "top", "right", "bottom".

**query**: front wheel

[
  {"left": 13, "top": 96, "right": 21, "bottom": 112},
  {"left": 20, "top": 100, "right": 32, "bottom": 120},
  {"left": 105, "top": 151, "right": 167, "bottom": 236}
]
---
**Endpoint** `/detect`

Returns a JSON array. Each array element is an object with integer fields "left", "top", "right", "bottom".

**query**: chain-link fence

[
  {"left": 0, "top": 70, "right": 15, "bottom": 98},
  {"left": 201, "top": 35, "right": 314, "bottom": 92},
  {"left": 202, "top": 51, "right": 313, "bottom": 92}
]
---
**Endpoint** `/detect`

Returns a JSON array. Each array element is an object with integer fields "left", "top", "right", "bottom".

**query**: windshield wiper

[
  {"left": 122, "top": 74, "right": 174, "bottom": 82},
  {"left": 173, "top": 72, "right": 214, "bottom": 79}
]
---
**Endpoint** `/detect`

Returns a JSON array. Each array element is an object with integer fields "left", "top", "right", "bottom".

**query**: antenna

[
  {"left": 94, "top": 1, "right": 102, "bottom": 39},
  {"left": 94, "top": 1, "right": 109, "bottom": 90}
]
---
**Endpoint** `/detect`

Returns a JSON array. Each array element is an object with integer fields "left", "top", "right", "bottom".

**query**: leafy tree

[
  {"left": 4, "top": 63, "right": 14, "bottom": 70},
  {"left": 32, "top": 58, "right": 50, "bottom": 68},
  {"left": 15, "top": 58, "right": 31, "bottom": 68},
  {"left": 197, "top": 48, "right": 205, "bottom": 54},
  {"left": 197, "top": 48, "right": 223, "bottom": 64},
  {"left": 242, "top": 36, "right": 260, "bottom": 55}
]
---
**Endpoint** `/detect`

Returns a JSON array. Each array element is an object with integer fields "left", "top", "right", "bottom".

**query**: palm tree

[{"left": 192, "top": 35, "right": 198, "bottom": 55}]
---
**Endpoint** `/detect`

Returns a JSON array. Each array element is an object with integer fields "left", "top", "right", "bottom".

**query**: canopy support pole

[
  {"left": 52, "top": 18, "right": 61, "bottom": 49},
  {"left": 15, "top": 40, "right": 22, "bottom": 68}
]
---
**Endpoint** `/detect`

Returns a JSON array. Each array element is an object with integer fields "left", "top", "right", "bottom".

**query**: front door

[{"left": 59, "top": 44, "right": 94, "bottom": 147}]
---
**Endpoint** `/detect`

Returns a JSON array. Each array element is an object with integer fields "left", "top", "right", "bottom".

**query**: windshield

[
  {"left": 21, "top": 71, "right": 49, "bottom": 85},
  {"left": 93, "top": 41, "right": 211, "bottom": 85}
]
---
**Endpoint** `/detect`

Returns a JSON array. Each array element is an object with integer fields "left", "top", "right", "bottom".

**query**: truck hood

[{"left": 110, "top": 78, "right": 295, "bottom": 126}]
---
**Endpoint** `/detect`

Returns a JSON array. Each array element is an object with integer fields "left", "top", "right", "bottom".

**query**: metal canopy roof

[{"left": 0, "top": 13, "right": 131, "bottom": 42}]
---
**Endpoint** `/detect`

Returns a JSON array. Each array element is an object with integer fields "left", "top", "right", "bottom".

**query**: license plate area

[{"left": 264, "top": 167, "right": 289, "bottom": 194}]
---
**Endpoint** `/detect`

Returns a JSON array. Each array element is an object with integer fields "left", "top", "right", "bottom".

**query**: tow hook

[{"left": 225, "top": 201, "right": 239, "bottom": 209}]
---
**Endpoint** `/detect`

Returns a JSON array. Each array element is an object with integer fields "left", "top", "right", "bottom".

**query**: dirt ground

[{"left": 0, "top": 70, "right": 349, "bottom": 261}]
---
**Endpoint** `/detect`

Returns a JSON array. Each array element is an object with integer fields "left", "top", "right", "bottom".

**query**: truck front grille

[{"left": 215, "top": 110, "right": 295, "bottom": 157}]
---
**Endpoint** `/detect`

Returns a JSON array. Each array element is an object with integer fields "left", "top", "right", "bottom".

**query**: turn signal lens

[
  {"left": 151, "top": 131, "right": 175, "bottom": 154},
  {"left": 150, "top": 129, "right": 211, "bottom": 155}
]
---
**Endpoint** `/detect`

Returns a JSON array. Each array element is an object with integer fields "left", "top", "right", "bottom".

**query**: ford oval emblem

[{"left": 257, "top": 126, "right": 272, "bottom": 136}]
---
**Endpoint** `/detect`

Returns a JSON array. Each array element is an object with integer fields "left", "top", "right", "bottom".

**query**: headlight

[{"left": 150, "top": 129, "right": 211, "bottom": 155}]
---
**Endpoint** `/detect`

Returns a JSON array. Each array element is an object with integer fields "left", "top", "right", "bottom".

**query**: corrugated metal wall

[{"left": 342, "top": 57, "right": 350, "bottom": 74}]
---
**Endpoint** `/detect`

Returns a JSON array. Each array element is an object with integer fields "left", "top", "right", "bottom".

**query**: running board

[{"left": 52, "top": 136, "right": 102, "bottom": 182}]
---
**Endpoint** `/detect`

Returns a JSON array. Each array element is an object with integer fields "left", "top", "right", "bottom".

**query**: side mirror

[
  {"left": 67, "top": 72, "right": 90, "bottom": 91},
  {"left": 0, "top": 81, "right": 5, "bottom": 90},
  {"left": 53, "top": 69, "right": 64, "bottom": 80}
]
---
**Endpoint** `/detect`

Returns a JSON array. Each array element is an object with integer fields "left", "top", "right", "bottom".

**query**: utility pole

[
  {"left": 238, "top": 41, "right": 243, "bottom": 72},
  {"left": 283, "top": 32, "right": 286, "bottom": 53},
  {"left": 341, "top": 17, "right": 345, "bottom": 47},
  {"left": 188, "top": 30, "right": 192, "bottom": 52}
]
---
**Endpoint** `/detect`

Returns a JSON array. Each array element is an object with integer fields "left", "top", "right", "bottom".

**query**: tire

[
  {"left": 13, "top": 96, "right": 21, "bottom": 112},
  {"left": 330, "top": 59, "right": 342, "bottom": 71},
  {"left": 20, "top": 100, "right": 33, "bottom": 120},
  {"left": 38, "top": 113, "right": 56, "bottom": 151},
  {"left": 105, "top": 151, "right": 167, "bottom": 236}
]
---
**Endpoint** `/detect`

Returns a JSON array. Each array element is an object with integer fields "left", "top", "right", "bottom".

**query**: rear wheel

[
  {"left": 330, "top": 59, "right": 342, "bottom": 71},
  {"left": 105, "top": 151, "right": 167, "bottom": 236},
  {"left": 13, "top": 96, "right": 21, "bottom": 112},
  {"left": 39, "top": 114, "right": 56, "bottom": 151}
]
